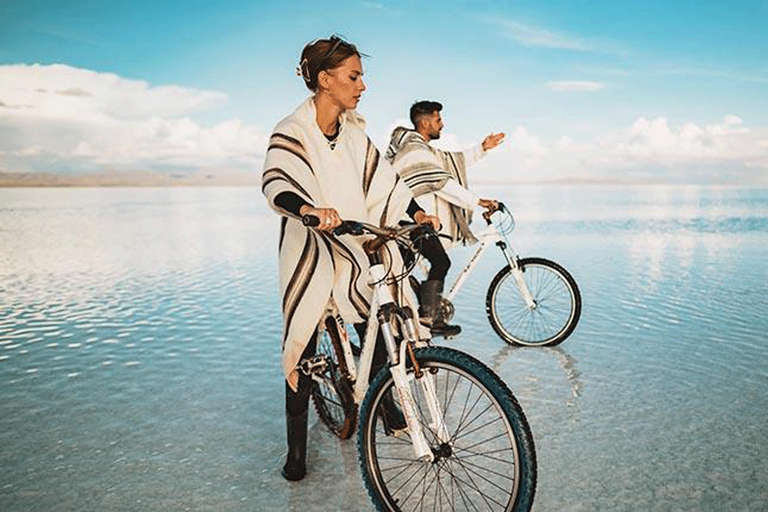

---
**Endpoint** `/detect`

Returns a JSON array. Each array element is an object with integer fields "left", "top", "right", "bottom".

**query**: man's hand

[
  {"left": 478, "top": 198, "right": 499, "bottom": 211},
  {"left": 478, "top": 198, "right": 499, "bottom": 220},
  {"left": 481, "top": 132, "right": 505, "bottom": 151},
  {"left": 414, "top": 210, "right": 441, "bottom": 231}
]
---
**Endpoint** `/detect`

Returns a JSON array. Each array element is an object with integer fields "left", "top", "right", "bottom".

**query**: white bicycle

[
  {"left": 425, "top": 202, "right": 581, "bottom": 347},
  {"left": 301, "top": 215, "right": 537, "bottom": 512}
]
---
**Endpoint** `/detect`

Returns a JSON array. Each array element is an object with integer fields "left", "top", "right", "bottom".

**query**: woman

[{"left": 261, "top": 36, "right": 439, "bottom": 481}]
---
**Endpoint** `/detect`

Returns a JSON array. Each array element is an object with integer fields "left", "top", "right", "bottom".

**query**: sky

[{"left": 1, "top": 0, "right": 767, "bottom": 184}]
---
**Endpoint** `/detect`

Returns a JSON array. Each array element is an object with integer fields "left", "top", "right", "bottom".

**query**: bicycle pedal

[
  {"left": 386, "top": 427, "right": 410, "bottom": 439},
  {"left": 298, "top": 355, "right": 328, "bottom": 376}
]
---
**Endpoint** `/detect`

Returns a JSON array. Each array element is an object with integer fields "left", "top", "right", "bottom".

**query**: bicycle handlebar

[
  {"left": 482, "top": 201, "right": 508, "bottom": 223},
  {"left": 302, "top": 214, "right": 435, "bottom": 240}
]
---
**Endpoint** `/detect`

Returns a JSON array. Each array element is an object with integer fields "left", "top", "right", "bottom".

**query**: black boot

[
  {"left": 421, "top": 280, "right": 461, "bottom": 338},
  {"left": 282, "top": 409, "right": 308, "bottom": 481},
  {"left": 379, "top": 390, "right": 407, "bottom": 433},
  {"left": 282, "top": 379, "right": 309, "bottom": 481}
]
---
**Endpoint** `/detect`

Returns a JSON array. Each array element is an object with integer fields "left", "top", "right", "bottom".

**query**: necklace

[{"left": 324, "top": 127, "right": 340, "bottom": 150}]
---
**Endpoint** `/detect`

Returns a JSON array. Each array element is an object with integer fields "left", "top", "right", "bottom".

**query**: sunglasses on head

[
  {"left": 296, "top": 35, "right": 351, "bottom": 81},
  {"left": 319, "top": 35, "right": 346, "bottom": 68}
]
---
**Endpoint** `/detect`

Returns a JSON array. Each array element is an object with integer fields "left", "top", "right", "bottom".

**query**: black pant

[
  {"left": 354, "top": 322, "right": 388, "bottom": 381},
  {"left": 285, "top": 331, "right": 317, "bottom": 417},
  {"left": 404, "top": 230, "right": 451, "bottom": 282}
]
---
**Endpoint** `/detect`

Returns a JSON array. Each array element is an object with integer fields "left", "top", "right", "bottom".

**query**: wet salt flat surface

[{"left": 1, "top": 185, "right": 767, "bottom": 511}]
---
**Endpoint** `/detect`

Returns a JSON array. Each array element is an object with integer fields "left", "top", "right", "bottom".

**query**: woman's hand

[
  {"left": 300, "top": 205, "right": 342, "bottom": 231},
  {"left": 413, "top": 210, "right": 441, "bottom": 231}
]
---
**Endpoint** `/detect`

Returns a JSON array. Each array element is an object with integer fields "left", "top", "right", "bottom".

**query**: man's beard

[{"left": 429, "top": 130, "right": 441, "bottom": 140}]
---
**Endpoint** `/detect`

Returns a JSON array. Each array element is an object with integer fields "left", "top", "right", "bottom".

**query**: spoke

[
  {"left": 536, "top": 306, "right": 559, "bottom": 335},
  {"left": 433, "top": 462, "right": 463, "bottom": 512},
  {"left": 397, "top": 461, "right": 432, "bottom": 509},
  {"left": 493, "top": 265, "right": 576, "bottom": 343},
  {"left": 452, "top": 382, "right": 491, "bottom": 443},
  {"left": 318, "top": 393, "right": 343, "bottom": 408},
  {"left": 434, "top": 459, "right": 480, "bottom": 512},
  {"left": 450, "top": 458, "right": 512, "bottom": 510},
  {"left": 366, "top": 357, "right": 529, "bottom": 512},
  {"left": 437, "top": 458, "right": 507, "bottom": 511},
  {"left": 452, "top": 445, "right": 518, "bottom": 466},
  {"left": 387, "top": 461, "right": 426, "bottom": 494},
  {"left": 449, "top": 454, "right": 516, "bottom": 482},
  {"left": 456, "top": 429, "right": 509, "bottom": 453},
  {"left": 452, "top": 404, "right": 501, "bottom": 442}
]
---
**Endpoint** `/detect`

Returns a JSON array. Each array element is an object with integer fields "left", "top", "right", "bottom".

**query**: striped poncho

[
  {"left": 262, "top": 98, "right": 416, "bottom": 390},
  {"left": 386, "top": 127, "right": 480, "bottom": 245}
]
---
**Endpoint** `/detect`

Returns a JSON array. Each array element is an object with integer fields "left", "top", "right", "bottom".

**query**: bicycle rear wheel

[
  {"left": 358, "top": 346, "right": 536, "bottom": 512},
  {"left": 310, "top": 319, "right": 357, "bottom": 439},
  {"left": 486, "top": 257, "right": 581, "bottom": 347}
]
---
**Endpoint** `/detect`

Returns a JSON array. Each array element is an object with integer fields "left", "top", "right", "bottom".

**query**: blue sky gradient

[{"left": 1, "top": 0, "right": 767, "bottom": 183}]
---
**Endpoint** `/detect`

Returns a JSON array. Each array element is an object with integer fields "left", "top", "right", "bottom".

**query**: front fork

[
  {"left": 498, "top": 240, "right": 537, "bottom": 309},
  {"left": 378, "top": 305, "right": 449, "bottom": 462}
]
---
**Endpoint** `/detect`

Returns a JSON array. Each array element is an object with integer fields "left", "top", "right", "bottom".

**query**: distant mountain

[{"left": 0, "top": 169, "right": 260, "bottom": 187}]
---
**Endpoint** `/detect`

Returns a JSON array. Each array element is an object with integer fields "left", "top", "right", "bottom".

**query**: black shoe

[
  {"left": 282, "top": 408, "right": 308, "bottom": 481},
  {"left": 282, "top": 459, "right": 306, "bottom": 481},
  {"left": 430, "top": 320, "right": 461, "bottom": 338},
  {"left": 379, "top": 392, "right": 407, "bottom": 433},
  {"left": 420, "top": 279, "right": 460, "bottom": 338}
]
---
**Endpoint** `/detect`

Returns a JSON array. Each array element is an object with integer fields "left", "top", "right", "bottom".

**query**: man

[{"left": 386, "top": 100, "right": 504, "bottom": 336}]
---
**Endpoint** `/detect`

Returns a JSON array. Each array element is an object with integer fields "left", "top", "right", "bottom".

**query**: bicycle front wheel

[
  {"left": 486, "top": 257, "right": 581, "bottom": 347},
  {"left": 310, "top": 323, "right": 357, "bottom": 439},
  {"left": 358, "top": 346, "right": 536, "bottom": 512}
]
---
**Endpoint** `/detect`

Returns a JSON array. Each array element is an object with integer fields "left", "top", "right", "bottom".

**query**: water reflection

[
  {"left": 1, "top": 185, "right": 767, "bottom": 511},
  {"left": 490, "top": 343, "right": 583, "bottom": 406}
]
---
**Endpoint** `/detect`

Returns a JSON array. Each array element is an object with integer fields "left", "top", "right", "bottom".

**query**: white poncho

[
  {"left": 386, "top": 127, "right": 484, "bottom": 246},
  {"left": 262, "top": 98, "right": 414, "bottom": 389}
]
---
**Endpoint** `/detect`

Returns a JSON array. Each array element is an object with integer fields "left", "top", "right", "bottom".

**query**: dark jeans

[{"left": 402, "top": 229, "right": 451, "bottom": 282}]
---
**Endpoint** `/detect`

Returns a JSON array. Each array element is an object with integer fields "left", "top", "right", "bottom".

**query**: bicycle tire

[
  {"left": 310, "top": 320, "right": 358, "bottom": 439},
  {"left": 358, "top": 346, "right": 536, "bottom": 512},
  {"left": 486, "top": 257, "right": 581, "bottom": 347}
]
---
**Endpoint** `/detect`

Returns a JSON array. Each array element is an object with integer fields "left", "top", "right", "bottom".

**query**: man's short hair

[{"left": 410, "top": 100, "right": 443, "bottom": 128}]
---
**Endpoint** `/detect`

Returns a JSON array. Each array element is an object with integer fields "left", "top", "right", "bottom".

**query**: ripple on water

[{"left": 0, "top": 186, "right": 766, "bottom": 511}]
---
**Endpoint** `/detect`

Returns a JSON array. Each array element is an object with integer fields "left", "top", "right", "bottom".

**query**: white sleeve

[
  {"left": 434, "top": 179, "right": 477, "bottom": 210},
  {"left": 462, "top": 143, "right": 485, "bottom": 167}
]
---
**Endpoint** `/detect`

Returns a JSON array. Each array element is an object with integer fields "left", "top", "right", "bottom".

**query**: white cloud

[
  {"left": 496, "top": 20, "right": 596, "bottom": 51},
  {"left": 0, "top": 64, "right": 267, "bottom": 171},
  {"left": 361, "top": 1, "right": 400, "bottom": 15},
  {"left": 545, "top": 81, "right": 606, "bottom": 92},
  {"left": 2, "top": 64, "right": 766, "bottom": 184},
  {"left": 478, "top": 115, "right": 768, "bottom": 183},
  {"left": 612, "top": 116, "right": 762, "bottom": 166},
  {"left": 507, "top": 127, "right": 546, "bottom": 155}
]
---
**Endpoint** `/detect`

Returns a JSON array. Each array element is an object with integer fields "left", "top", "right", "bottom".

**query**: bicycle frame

[
  {"left": 312, "top": 233, "right": 450, "bottom": 462},
  {"left": 444, "top": 210, "right": 537, "bottom": 309}
]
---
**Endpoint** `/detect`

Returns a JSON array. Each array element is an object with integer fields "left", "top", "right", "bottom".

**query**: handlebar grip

[
  {"left": 415, "top": 223, "right": 437, "bottom": 237},
  {"left": 334, "top": 221, "right": 363, "bottom": 236},
  {"left": 302, "top": 215, "right": 320, "bottom": 227},
  {"left": 303, "top": 215, "right": 363, "bottom": 236}
]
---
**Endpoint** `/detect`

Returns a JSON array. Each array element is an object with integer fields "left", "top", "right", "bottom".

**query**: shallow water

[{"left": 1, "top": 185, "right": 767, "bottom": 511}]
